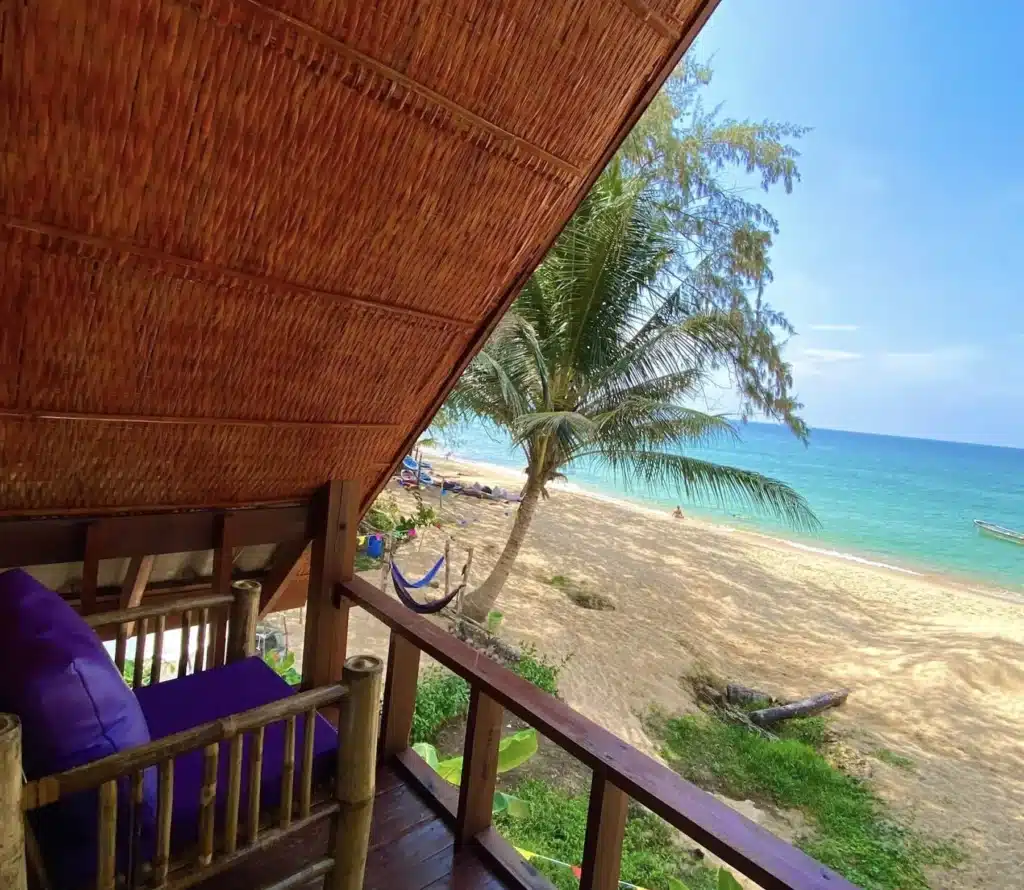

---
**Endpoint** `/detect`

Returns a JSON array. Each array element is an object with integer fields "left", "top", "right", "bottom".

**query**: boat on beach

[{"left": 974, "top": 519, "right": 1024, "bottom": 544}]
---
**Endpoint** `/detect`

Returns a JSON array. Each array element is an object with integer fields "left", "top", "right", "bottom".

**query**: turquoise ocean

[{"left": 442, "top": 422, "right": 1024, "bottom": 593}]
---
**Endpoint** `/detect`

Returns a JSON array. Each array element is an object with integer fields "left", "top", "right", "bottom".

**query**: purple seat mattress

[{"left": 134, "top": 657, "right": 338, "bottom": 851}]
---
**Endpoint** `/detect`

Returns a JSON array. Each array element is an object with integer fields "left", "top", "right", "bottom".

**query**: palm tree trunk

[{"left": 461, "top": 476, "right": 544, "bottom": 623}]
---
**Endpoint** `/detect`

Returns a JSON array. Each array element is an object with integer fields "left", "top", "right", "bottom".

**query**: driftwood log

[
  {"left": 726, "top": 684, "right": 776, "bottom": 707},
  {"left": 749, "top": 689, "right": 850, "bottom": 727}
]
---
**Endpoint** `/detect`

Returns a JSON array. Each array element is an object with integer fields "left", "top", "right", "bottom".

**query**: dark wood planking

[
  {"left": 0, "top": 503, "right": 312, "bottom": 568},
  {"left": 188, "top": 764, "right": 515, "bottom": 890},
  {"left": 344, "top": 578, "right": 857, "bottom": 890}
]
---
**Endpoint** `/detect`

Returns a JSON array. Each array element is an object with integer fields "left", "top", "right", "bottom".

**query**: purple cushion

[
  {"left": 135, "top": 657, "right": 338, "bottom": 850},
  {"left": 0, "top": 569, "right": 154, "bottom": 888}
]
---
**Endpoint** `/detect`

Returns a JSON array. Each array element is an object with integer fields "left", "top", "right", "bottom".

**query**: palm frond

[{"left": 597, "top": 450, "right": 818, "bottom": 529}]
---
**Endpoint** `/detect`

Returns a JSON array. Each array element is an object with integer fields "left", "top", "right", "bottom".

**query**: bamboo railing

[
  {"left": 2, "top": 568, "right": 382, "bottom": 890},
  {"left": 10, "top": 656, "right": 381, "bottom": 890}
]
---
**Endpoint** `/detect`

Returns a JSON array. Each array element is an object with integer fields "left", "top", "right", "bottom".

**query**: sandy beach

[{"left": 279, "top": 455, "right": 1024, "bottom": 889}]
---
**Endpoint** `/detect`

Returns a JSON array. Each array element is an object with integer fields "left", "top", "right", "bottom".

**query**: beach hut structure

[{"left": 0, "top": 1, "right": 858, "bottom": 888}]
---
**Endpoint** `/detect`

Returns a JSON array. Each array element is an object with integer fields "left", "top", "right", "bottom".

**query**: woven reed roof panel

[
  {"left": 253, "top": 0, "right": 676, "bottom": 164},
  {"left": 0, "top": 0, "right": 716, "bottom": 513}
]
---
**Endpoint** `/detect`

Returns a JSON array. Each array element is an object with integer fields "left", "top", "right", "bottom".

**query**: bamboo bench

[{"left": 1, "top": 582, "right": 382, "bottom": 890}]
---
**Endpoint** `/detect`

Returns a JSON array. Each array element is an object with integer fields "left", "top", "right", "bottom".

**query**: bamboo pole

[
  {"left": 224, "top": 734, "right": 244, "bottom": 855},
  {"left": 154, "top": 760, "right": 174, "bottom": 886},
  {"left": 247, "top": 726, "right": 265, "bottom": 845},
  {"left": 0, "top": 715, "right": 26, "bottom": 890},
  {"left": 114, "top": 626, "right": 129, "bottom": 675},
  {"left": 330, "top": 655, "right": 383, "bottom": 890},
  {"left": 97, "top": 780, "right": 117, "bottom": 890},
  {"left": 299, "top": 709, "right": 316, "bottom": 819},
  {"left": 444, "top": 539, "right": 451, "bottom": 598},
  {"left": 280, "top": 716, "right": 296, "bottom": 829},
  {"left": 152, "top": 614, "right": 166, "bottom": 685},
  {"left": 129, "top": 770, "right": 145, "bottom": 889},
  {"left": 178, "top": 609, "right": 192, "bottom": 678},
  {"left": 196, "top": 608, "right": 209, "bottom": 674},
  {"left": 199, "top": 743, "right": 219, "bottom": 866},
  {"left": 228, "top": 580, "right": 261, "bottom": 663},
  {"left": 133, "top": 617, "right": 148, "bottom": 690}
]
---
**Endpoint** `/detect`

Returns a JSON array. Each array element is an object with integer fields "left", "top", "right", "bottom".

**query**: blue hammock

[
  {"left": 391, "top": 559, "right": 462, "bottom": 615},
  {"left": 392, "top": 554, "right": 445, "bottom": 589}
]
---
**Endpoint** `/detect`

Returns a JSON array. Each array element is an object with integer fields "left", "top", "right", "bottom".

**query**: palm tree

[{"left": 449, "top": 166, "right": 816, "bottom": 622}]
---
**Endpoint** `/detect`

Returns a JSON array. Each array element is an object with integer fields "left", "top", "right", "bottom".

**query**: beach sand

[{"left": 277, "top": 456, "right": 1024, "bottom": 888}]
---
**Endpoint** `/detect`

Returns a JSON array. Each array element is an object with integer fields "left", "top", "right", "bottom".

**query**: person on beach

[{"left": 672, "top": 506, "right": 684, "bottom": 519}]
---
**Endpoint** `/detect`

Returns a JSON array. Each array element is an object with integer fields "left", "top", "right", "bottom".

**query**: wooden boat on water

[{"left": 974, "top": 520, "right": 1024, "bottom": 544}]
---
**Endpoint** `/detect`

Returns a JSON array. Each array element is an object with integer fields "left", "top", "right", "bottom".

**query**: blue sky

[{"left": 690, "top": 0, "right": 1024, "bottom": 448}]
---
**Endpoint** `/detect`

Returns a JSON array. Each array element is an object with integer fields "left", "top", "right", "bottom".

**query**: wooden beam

[
  {"left": 379, "top": 631, "right": 421, "bottom": 757},
  {"left": 118, "top": 555, "right": 155, "bottom": 637},
  {"left": 580, "top": 774, "right": 628, "bottom": 890},
  {"left": 259, "top": 540, "right": 310, "bottom": 616},
  {"left": 455, "top": 688, "right": 503, "bottom": 843},
  {"left": 301, "top": 481, "right": 359, "bottom": 692},
  {"left": 0, "top": 503, "right": 312, "bottom": 568}
]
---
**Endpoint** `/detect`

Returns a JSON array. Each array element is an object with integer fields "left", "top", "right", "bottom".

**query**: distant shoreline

[{"left": 422, "top": 448, "right": 1023, "bottom": 607}]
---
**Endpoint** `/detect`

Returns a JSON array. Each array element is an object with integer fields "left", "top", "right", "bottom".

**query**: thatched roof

[{"left": 0, "top": 0, "right": 717, "bottom": 514}]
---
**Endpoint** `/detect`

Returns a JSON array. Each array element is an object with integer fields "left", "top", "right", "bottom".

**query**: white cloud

[
  {"left": 808, "top": 323, "right": 859, "bottom": 332},
  {"left": 802, "top": 348, "right": 863, "bottom": 362},
  {"left": 880, "top": 345, "right": 982, "bottom": 383}
]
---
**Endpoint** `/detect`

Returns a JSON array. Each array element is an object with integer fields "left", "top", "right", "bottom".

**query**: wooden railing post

[
  {"left": 228, "top": 580, "right": 261, "bottom": 663},
  {"left": 580, "top": 773, "right": 628, "bottom": 890},
  {"left": 0, "top": 715, "right": 27, "bottom": 890},
  {"left": 302, "top": 480, "right": 359, "bottom": 693},
  {"left": 331, "top": 654, "right": 383, "bottom": 890},
  {"left": 456, "top": 688, "right": 503, "bottom": 843},
  {"left": 379, "top": 631, "right": 421, "bottom": 757}
]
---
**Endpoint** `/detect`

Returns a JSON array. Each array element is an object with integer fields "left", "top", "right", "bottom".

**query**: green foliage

[
  {"left": 414, "top": 729, "right": 538, "bottom": 817},
  {"left": 411, "top": 669, "right": 472, "bottom": 745},
  {"left": 529, "top": 855, "right": 580, "bottom": 890},
  {"left": 365, "top": 492, "right": 439, "bottom": 535},
  {"left": 263, "top": 649, "right": 301, "bottom": 686},
  {"left": 414, "top": 729, "right": 538, "bottom": 785},
  {"left": 122, "top": 659, "right": 154, "bottom": 686},
  {"left": 873, "top": 749, "right": 916, "bottom": 771},
  {"left": 354, "top": 552, "right": 382, "bottom": 572},
  {"left": 447, "top": 168, "right": 816, "bottom": 531},
  {"left": 547, "top": 575, "right": 570, "bottom": 588},
  {"left": 655, "top": 714, "right": 962, "bottom": 890},
  {"left": 775, "top": 716, "right": 828, "bottom": 750},
  {"left": 495, "top": 779, "right": 717, "bottom": 890},
  {"left": 515, "top": 644, "right": 565, "bottom": 696}
]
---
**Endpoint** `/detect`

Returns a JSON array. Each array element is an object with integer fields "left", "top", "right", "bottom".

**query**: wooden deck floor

[{"left": 196, "top": 763, "right": 517, "bottom": 890}]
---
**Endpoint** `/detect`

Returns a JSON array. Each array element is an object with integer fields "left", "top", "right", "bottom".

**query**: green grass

[
  {"left": 496, "top": 779, "right": 717, "bottom": 890},
  {"left": 515, "top": 644, "right": 565, "bottom": 696},
  {"left": 411, "top": 647, "right": 566, "bottom": 744},
  {"left": 411, "top": 670, "right": 472, "bottom": 744},
  {"left": 873, "top": 748, "right": 916, "bottom": 771},
  {"left": 775, "top": 716, "right": 828, "bottom": 750},
  {"left": 355, "top": 552, "right": 382, "bottom": 572},
  {"left": 654, "top": 714, "right": 962, "bottom": 890}
]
